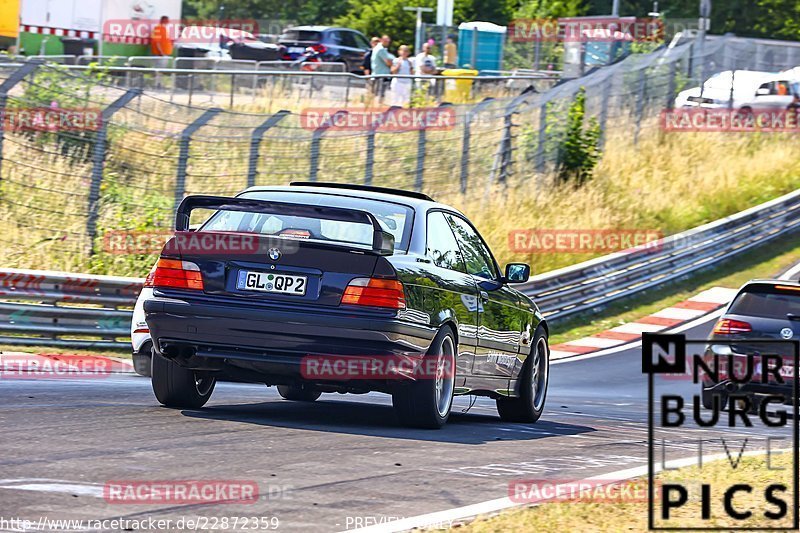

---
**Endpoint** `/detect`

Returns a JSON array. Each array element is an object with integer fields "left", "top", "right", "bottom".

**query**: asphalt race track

[{"left": 0, "top": 316, "right": 780, "bottom": 532}]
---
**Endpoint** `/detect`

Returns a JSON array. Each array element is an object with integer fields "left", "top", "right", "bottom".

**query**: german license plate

[{"left": 237, "top": 271, "right": 307, "bottom": 295}]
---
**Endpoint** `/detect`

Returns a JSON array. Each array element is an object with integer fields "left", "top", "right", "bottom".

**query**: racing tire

[
  {"left": 702, "top": 386, "right": 729, "bottom": 410},
  {"left": 392, "top": 327, "right": 457, "bottom": 429},
  {"left": 151, "top": 349, "right": 215, "bottom": 409},
  {"left": 497, "top": 328, "right": 549, "bottom": 423},
  {"left": 277, "top": 385, "right": 322, "bottom": 402}
]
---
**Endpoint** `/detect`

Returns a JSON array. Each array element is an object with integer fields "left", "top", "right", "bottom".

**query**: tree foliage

[
  {"left": 182, "top": 0, "right": 800, "bottom": 44},
  {"left": 555, "top": 87, "right": 601, "bottom": 185}
]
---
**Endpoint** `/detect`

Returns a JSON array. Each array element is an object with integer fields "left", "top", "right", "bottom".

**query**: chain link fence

[{"left": 0, "top": 34, "right": 798, "bottom": 277}]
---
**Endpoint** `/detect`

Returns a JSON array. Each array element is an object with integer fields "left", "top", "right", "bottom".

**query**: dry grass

[
  {"left": 463, "top": 129, "right": 800, "bottom": 272},
  {"left": 1, "top": 67, "right": 799, "bottom": 277},
  {"left": 461, "top": 452, "right": 795, "bottom": 531}
]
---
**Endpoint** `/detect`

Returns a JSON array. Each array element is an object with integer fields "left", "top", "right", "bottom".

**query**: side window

[
  {"left": 353, "top": 32, "right": 370, "bottom": 49},
  {"left": 426, "top": 212, "right": 465, "bottom": 272},
  {"left": 340, "top": 31, "right": 359, "bottom": 48},
  {"left": 327, "top": 31, "right": 343, "bottom": 45},
  {"left": 446, "top": 214, "right": 499, "bottom": 280}
]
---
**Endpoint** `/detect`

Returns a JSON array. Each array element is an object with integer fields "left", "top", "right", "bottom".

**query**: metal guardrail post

[
  {"left": 460, "top": 98, "right": 494, "bottom": 194},
  {"left": 633, "top": 67, "right": 647, "bottom": 145},
  {"left": 364, "top": 106, "right": 399, "bottom": 186},
  {"left": 415, "top": 127, "right": 426, "bottom": 193},
  {"left": 174, "top": 108, "right": 222, "bottom": 212},
  {"left": 247, "top": 110, "right": 290, "bottom": 187},
  {"left": 309, "top": 110, "right": 347, "bottom": 182},
  {"left": 493, "top": 87, "right": 535, "bottom": 184},
  {"left": 0, "top": 61, "right": 41, "bottom": 182},
  {"left": 666, "top": 60, "right": 678, "bottom": 110},
  {"left": 535, "top": 100, "right": 548, "bottom": 174},
  {"left": 414, "top": 103, "right": 450, "bottom": 192},
  {"left": 86, "top": 88, "right": 141, "bottom": 255},
  {"left": 598, "top": 76, "right": 612, "bottom": 150}
]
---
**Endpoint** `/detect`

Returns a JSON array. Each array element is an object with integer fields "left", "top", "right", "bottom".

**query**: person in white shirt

[
  {"left": 414, "top": 42, "right": 437, "bottom": 75},
  {"left": 390, "top": 45, "right": 413, "bottom": 106}
]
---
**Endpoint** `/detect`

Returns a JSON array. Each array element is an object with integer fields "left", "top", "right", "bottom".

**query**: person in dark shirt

[{"left": 362, "top": 36, "right": 379, "bottom": 75}]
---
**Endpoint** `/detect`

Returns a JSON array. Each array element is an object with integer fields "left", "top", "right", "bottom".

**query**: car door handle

[{"left": 479, "top": 291, "right": 489, "bottom": 303}]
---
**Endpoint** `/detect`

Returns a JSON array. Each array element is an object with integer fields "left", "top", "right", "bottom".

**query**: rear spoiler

[{"left": 175, "top": 195, "right": 395, "bottom": 255}]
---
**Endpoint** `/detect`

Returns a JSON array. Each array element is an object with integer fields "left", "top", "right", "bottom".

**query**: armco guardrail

[
  {"left": 1, "top": 188, "right": 799, "bottom": 348},
  {"left": 520, "top": 187, "right": 800, "bottom": 319},
  {"left": 0, "top": 271, "right": 141, "bottom": 348}
]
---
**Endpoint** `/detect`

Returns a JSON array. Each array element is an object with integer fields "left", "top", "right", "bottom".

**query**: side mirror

[
  {"left": 504, "top": 263, "right": 530, "bottom": 283},
  {"left": 376, "top": 230, "right": 395, "bottom": 255}
]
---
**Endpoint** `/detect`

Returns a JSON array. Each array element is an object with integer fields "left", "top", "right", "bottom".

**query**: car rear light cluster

[
  {"left": 144, "top": 259, "right": 204, "bottom": 291},
  {"left": 341, "top": 278, "right": 406, "bottom": 309},
  {"left": 712, "top": 318, "right": 752, "bottom": 335}
]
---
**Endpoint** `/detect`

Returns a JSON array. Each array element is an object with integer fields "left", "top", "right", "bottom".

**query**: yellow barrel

[{"left": 441, "top": 68, "right": 478, "bottom": 103}]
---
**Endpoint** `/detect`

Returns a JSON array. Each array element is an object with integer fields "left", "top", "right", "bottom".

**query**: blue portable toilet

[{"left": 457, "top": 21, "right": 506, "bottom": 72}]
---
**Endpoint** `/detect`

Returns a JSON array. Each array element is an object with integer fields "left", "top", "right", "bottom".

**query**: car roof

[
  {"left": 239, "top": 184, "right": 463, "bottom": 215},
  {"left": 742, "top": 279, "right": 800, "bottom": 287},
  {"left": 283, "top": 26, "right": 342, "bottom": 32}
]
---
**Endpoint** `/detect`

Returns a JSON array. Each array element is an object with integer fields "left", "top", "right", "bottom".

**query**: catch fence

[{"left": 0, "top": 34, "right": 798, "bottom": 277}]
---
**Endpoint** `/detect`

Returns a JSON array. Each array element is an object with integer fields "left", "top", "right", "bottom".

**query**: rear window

[
  {"left": 200, "top": 191, "right": 413, "bottom": 251},
  {"left": 728, "top": 285, "right": 800, "bottom": 319},
  {"left": 279, "top": 30, "right": 322, "bottom": 43}
]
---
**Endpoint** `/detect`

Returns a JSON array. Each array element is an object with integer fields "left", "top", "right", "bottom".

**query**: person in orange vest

[{"left": 150, "top": 16, "right": 173, "bottom": 59}]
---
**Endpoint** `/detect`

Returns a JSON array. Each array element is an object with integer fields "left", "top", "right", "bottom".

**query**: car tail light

[
  {"left": 712, "top": 318, "right": 752, "bottom": 335},
  {"left": 143, "top": 266, "right": 156, "bottom": 287},
  {"left": 775, "top": 285, "right": 800, "bottom": 292},
  {"left": 341, "top": 278, "right": 405, "bottom": 309},
  {"left": 149, "top": 258, "right": 204, "bottom": 291}
]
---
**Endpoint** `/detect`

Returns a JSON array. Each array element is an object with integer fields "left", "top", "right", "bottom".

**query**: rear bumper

[
  {"left": 144, "top": 296, "right": 436, "bottom": 381},
  {"left": 700, "top": 349, "right": 797, "bottom": 402}
]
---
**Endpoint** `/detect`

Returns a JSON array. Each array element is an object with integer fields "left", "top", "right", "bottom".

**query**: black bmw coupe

[{"left": 144, "top": 182, "right": 550, "bottom": 428}]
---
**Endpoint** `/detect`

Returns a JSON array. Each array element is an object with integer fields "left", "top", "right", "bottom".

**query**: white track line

[
  {"left": 345, "top": 449, "right": 787, "bottom": 532},
  {"left": 781, "top": 259, "right": 800, "bottom": 280}
]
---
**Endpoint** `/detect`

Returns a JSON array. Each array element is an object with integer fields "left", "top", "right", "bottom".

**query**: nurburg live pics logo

[{"left": 642, "top": 333, "right": 800, "bottom": 530}]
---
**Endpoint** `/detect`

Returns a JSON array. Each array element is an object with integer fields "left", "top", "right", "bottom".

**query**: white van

[{"left": 674, "top": 70, "right": 799, "bottom": 110}]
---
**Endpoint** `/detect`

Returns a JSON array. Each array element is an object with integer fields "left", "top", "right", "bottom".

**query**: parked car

[
  {"left": 674, "top": 70, "right": 800, "bottom": 111},
  {"left": 278, "top": 26, "right": 370, "bottom": 73},
  {"left": 175, "top": 26, "right": 283, "bottom": 61},
  {"left": 701, "top": 280, "right": 800, "bottom": 411},
  {"left": 141, "top": 183, "right": 550, "bottom": 428}
]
